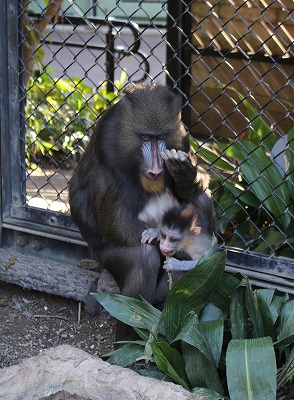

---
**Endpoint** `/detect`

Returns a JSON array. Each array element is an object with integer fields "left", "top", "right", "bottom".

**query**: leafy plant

[
  {"left": 91, "top": 240, "right": 294, "bottom": 399},
  {"left": 191, "top": 88, "right": 294, "bottom": 258},
  {"left": 25, "top": 69, "right": 125, "bottom": 169}
]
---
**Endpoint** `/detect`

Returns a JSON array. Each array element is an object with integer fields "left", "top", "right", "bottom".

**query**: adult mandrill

[{"left": 69, "top": 84, "right": 215, "bottom": 337}]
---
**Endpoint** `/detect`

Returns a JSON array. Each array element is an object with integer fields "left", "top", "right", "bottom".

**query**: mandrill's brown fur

[
  {"left": 69, "top": 84, "right": 189, "bottom": 248},
  {"left": 69, "top": 83, "right": 215, "bottom": 339}
]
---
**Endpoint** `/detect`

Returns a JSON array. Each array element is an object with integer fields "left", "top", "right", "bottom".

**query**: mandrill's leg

[
  {"left": 99, "top": 244, "right": 161, "bottom": 341},
  {"left": 100, "top": 244, "right": 161, "bottom": 302}
]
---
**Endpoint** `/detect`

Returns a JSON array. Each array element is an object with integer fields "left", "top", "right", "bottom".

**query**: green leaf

[
  {"left": 286, "top": 126, "right": 294, "bottom": 192},
  {"left": 91, "top": 293, "right": 161, "bottom": 333},
  {"left": 226, "top": 337, "right": 277, "bottom": 400},
  {"left": 118, "top": 69, "right": 127, "bottom": 88},
  {"left": 269, "top": 292, "right": 288, "bottom": 325},
  {"left": 189, "top": 137, "right": 235, "bottom": 172},
  {"left": 197, "top": 235, "right": 218, "bottom": 264},
  {"left": 230, "top": 284, "right": 247, "bottom": 339},
  {"left": 201, "top": 320, "right": 224, "bottom": 368},
  {"left": 228, "top": 140, "right": 291, "bottom": 229},
  {"left": 211, "top": 272, "right": 243, "bottom": 314},
  {"left": 277, "top": 347, "right": 294, "bottom": 389},
  {"left": 276, "top": 300, "right": 294, "bottom": 345},
  {"left": 252, "top": 228, "right": 287, "bottom": 254},
  {"left": 281, "top": 99, "right": 294, "bottom": 108},
  {"left": 245, "top": 280, "right": 275, "bottom": 339},
  {"left": 151, "top": 341, "right": 190, "bottom": 390},
  {"left": 104, "top": 343, "right": 145, "bottom": 367},
  {"left": 172, "top": 312, "right": 217, "bottom": 368},
  {"left": 182, "top": 343, "right": 224, "bottom": 394},
  {"left": 213, "top": 189, "right": 246, "bottom": 233},
  {"left": 188, "top": 387, "right": 226, "bottom": 399},
  {"left": 200, "top": 303, "right": 223, "bottom": 322},
  {"left": 163, "top": 251, "right": 226, "bottom": 342},
  {"left": 223, "top": 179, "right": 259, "bottom": 208},
  {"left": 136, "top": 369, "right": 169, "bottom": 381},
  {"left": 220, "top": 85, "right": 277, "bottom": 150}
]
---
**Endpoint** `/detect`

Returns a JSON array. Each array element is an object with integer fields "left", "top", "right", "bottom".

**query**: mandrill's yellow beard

[{"left": 139, "top": 174, "right": 165, "bottom": 194}]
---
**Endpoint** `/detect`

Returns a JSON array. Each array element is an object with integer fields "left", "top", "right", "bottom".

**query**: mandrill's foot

[
  {"left": 79, "top": 259, "right": 100, "bottom": 271},
  {"left": 97, "top": 269, "right": 121, "bottom": 295}
]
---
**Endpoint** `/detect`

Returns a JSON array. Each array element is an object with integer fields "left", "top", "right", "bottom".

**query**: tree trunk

[
  {"left": 0, "top": 248, "right": 100, "bottom": 314},
  {"left": 22, "top": 0, "right": 63, "bottom": 87}
]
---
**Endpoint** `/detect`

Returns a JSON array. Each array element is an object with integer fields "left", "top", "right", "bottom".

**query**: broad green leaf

[
  {"left": 247, "top": 107, "right": 276, "bottom": 150},
  {"left": 257, "top": 289, "right": 288, "bottom": 326},
  {"left": 211, "top": 272, "right": 243, "bottom": 314},
  {"left": 151, "top": 341, "right": 190, "bottom": 390},
  {"left": 223, "top": 179, "right": 259, "bottom": 208},
  {"left": 201, "top": 320, "right": 224, "bottom": 368},
  {"left": 91, "top": 293, "right": 161, "bottom": 332},
  {"left": 189, "top": 137, "right": 235, "bottom": 172},
  {"left": 118, "top": 69, "right": 127, "bottom": 88},
  {"left": 200, "top": 303, "right": 223, "bottom": 322},
  {"left": 245, "top": 280, "right": 275, "bottom": 339},
  {"left": 286, "top": 126, "right": 294, "bottom": 191},
  {"left": 228, "top": 140, "right": 291, "bottom": 229},
  {"left": 257, "top": 289, "right": 275, "bottom": 307},
  {"left": 182, "top": 343, "right": 224, "bottom": 394},
  {"left": 213, "top": 189, "right": 246, "bottom": 233},
  {"left": 253, "top": 228, "right": 287, "bottom": 254},
  {"left": 230, "top": 285, "right": 247, "bottom": 339},
  {"left": 188, "top": 387, "right": 226, "bottom": 399},
  {"left": 172, "top": 312, "right": 216, "bottom": 368},
  {"left": 274, "top": 334, "right": 294, "bottom": 349},
  {"left": 163, "top": 251, "right": 226, "bottom": 342},
  {"left": 104, "top": 343, "right": 144, "bottom": 367},
  {"left": 226, "top": 337, "right": 277, "bottom": 400},
  {"left": 136, "top": 369, "right": 169, "bottom": 381},
  {"left": 221, "top": 85, "right": 277, "bottom": 149},
  {"left": 197, "top": 235, "right": 218, "bottom": 264},
  {"left": 277, "top": 347, "right": 294, "bottom": 389},
  {"left": 276, "top": 300, "right": 294, "bottom": 345},
  {"left": 269, "top": 293, "right": 288, "bottom": 325},
  {"left": 281, "top": 99, "right": 294, "bottom": 108}
]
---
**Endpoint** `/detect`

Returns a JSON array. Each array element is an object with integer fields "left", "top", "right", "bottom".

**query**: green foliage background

[{"left": 92, "top": 240, "right": 294, "bottom": 399}]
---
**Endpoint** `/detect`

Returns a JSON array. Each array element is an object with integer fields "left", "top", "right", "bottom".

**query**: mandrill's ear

[
  {"left": 192, "top": 226, "right": 202, "bottom": 236},
  {"left": 123, "top": 82, "right": 154, "bottom": 94},
  {"left": 122, "top": 84, "right": 140, "bottom": 94}
]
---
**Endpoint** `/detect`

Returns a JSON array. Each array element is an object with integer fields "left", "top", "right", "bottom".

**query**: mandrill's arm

[
  {"left": 163, "top": 257, "right": 199, "bottom": 272},
  {"left": 160, "top": 149, "right": 210, "bottom": 200}
]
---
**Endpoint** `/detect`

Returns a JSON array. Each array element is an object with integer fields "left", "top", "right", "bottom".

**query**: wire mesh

[{"left": 19, "top": 0, "right": 293, "bottom": 258}]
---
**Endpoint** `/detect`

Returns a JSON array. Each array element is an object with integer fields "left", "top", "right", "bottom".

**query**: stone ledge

[{"left": 0, "top": 345, "right": 190, "bottom": 400}]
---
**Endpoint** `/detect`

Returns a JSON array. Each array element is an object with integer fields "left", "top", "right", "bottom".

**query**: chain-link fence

[{"left": 20, "top": 0, "right": 293, "bottom": 259}]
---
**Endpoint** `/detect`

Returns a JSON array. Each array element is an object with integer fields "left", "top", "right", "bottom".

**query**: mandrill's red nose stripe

[{"left": 147, "top": 139, "right": 163, "bottom": 178}]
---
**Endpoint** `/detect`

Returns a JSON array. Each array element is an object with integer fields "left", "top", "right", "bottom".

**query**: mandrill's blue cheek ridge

[
  {"left": 141, "top": 140, "right": 152, "bottom": 160},
  {"left": 158, "top": 139, "right": 167, "bottom": 153}
]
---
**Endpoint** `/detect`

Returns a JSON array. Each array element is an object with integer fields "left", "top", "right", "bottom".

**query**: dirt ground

[{"left": 0, "top": 281, "right": 116, "bottom": 369}]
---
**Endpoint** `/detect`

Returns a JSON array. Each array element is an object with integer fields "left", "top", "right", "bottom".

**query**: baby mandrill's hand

[
  {"left": 163, "top": 257, "right": 199, "bottom": 272},
  {"left": 141, "top": 228, "right": 160, "bottom": 244},
  {"left": 163, "top": 257, "right": 181, "bottom": 272}
]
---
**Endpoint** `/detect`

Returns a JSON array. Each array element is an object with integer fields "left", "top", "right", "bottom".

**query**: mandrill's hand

[
  {"left": 141, "top": 228, "right": 160, "bottom": 244},
  {"left": 163, "top": 257, "right": 199, "bottom": 272},
  {"left": 163, "top": 257, "right": 183, "bottom": 272},
  {"left": 160, "top": 149, "right": 197, "bottom": 196}
]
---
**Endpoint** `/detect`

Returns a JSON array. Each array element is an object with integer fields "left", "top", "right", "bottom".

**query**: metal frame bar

[
  {"left": 0, "top": 0, "right": 293, "bottom": 292},
  {"left": 0, "top": 0, "right": 24, "bottom": 229}
]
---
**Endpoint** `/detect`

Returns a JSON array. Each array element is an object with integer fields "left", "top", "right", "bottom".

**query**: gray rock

[{"left": 0, "top": 345, "right": 190, "bottom": 400}]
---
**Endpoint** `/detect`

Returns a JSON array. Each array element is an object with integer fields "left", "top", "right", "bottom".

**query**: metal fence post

[{"left": 166, "top": 0, "right": 191, "bottom": 126}]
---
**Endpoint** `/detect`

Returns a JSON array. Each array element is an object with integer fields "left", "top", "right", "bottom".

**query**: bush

[
  {"left": 25, "top": 69, "right": 125, "bottom": 169},
  {"left": 191, "top": 90, "right": 294, "bottom": 258},
  {"left": 92, "top": 239, "right": 294, "bottom": 399}
]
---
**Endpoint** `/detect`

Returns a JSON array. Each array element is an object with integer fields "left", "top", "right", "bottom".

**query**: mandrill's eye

[{"left": 141, "top": 134, "right": 151, "bottom": 141}]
